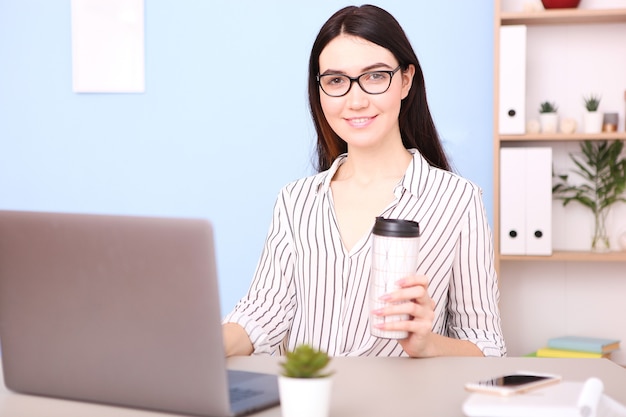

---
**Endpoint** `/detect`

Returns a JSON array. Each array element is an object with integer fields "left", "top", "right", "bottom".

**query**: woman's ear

[{"left": 401, "top": 64, "right": 416, "bottom": 100}]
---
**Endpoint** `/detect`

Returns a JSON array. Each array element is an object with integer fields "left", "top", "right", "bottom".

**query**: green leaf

[
  {"left": 583, "top": 94, "right": 601, "bottom": 111},
  {"left": 539, "top": 101, "right": 558, "bottom": 113},
  {"left": 279, "top": 344, "right": 333, "bottom": 378},
  {"left": 552, "top": 140, "right": 626, "bottom": 215}
]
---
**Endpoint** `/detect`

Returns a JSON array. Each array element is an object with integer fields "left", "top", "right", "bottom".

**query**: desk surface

[{"left": 0, "top": 356, "right": 625, "bottom": 417}]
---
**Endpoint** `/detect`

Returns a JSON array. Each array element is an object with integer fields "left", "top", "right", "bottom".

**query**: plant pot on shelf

[
  {"left": 541, "top": 0, "right": 581, "bottom": 8},
  {"left": 583, "top": 111, "right": 603, "bottom": 134},
  {"left": 540, "top": 113, "right": 558, "bottom": 133}
]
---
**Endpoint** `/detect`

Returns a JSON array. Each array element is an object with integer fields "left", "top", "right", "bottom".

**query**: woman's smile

[{"left": 345, "top": 115, "right": 376, "bottom": 128}]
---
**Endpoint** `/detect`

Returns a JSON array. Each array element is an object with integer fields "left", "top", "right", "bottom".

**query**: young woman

[{"left": 223, "top": 5, "right": 506, "bottom": 358}]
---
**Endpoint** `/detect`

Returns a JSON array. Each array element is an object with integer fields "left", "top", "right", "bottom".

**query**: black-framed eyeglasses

[{"left": 317, "top": 65, "right": 402, "bottom": 97}]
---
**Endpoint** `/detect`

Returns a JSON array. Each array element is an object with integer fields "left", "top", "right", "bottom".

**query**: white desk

[{"left": 1, "top": 356, "right": 625, "bottom": 417}]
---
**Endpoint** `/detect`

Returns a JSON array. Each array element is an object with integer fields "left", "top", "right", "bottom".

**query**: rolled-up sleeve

[
  {"left": 223, "top": 188, "right": 296, "bottom": 355},
  {"left": 447, "top": 188, "right": 506, "bottom": 357}
]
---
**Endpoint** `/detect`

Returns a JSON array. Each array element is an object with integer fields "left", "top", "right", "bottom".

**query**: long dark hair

[{"left": 308, "top": 4, "right": 452, "bottom": 173}]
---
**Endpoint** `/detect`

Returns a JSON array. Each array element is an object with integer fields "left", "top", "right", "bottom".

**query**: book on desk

[
  {"left": 531, "top": 336, "right": 620, "bottom": 359},
  {"left": 535, "top": 348, "right": 611, "bottom": 359}
]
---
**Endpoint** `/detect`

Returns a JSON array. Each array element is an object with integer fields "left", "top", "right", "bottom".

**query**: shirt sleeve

[
  {"left": 222, "top": 188, "right": 296, "bottom": 356},
  {"left": 446, "top": 186, "right": 507, "bottom": 357}
]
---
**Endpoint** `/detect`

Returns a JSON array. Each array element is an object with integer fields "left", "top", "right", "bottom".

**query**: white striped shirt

[{"left": 224, "top": 149, "right": 506, "bottom": 357}]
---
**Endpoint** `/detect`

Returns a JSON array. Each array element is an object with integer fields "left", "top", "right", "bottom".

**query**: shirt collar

[
  {"left": 314, "top": 153, "right": 347, "bottom": 196},
  {"left": 399, "top": 148, "right": 429, "bottom": 199},
  {"left": 314, "top": 148, "right": 430, "bottom": 198}
]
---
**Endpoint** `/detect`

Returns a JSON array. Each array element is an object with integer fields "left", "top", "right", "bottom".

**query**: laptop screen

[{"left": 0, "top": 210, "right": 277, "bottom": 417}]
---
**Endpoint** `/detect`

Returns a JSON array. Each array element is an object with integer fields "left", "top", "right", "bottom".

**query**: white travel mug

[{"left": 369, "top": 217, "right": 420, "bottom": 339}]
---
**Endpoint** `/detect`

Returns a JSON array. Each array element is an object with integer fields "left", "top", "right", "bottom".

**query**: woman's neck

[{"left": 335, "top": 144, "right": 412, "bottom": 184}]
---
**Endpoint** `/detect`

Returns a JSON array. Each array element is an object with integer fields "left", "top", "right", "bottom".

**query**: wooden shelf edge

[
  {"left": 500, "top": 132, "right": 626, "bottom": 142},
  {"left": 500, "top": 250, "right": 626, "bottom": 262},
  {"left": 501, "top": 8, "right": 626, "bottom": 25}
]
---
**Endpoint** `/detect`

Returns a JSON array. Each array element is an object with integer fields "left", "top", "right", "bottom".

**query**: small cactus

[
  {"left": 280, "top": 344, "right": 333, "bottom": 378},
  {"left": 583, "top": 94, "right": 601, "bottom": 112},
  {"left": 539, "top": 101, "right": 558, "bottom": 113}
]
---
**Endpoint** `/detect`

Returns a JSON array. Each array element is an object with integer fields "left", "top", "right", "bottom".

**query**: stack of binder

[
  {"left": 500, "top": 147, "right": 552, "bottom": 256},
  {"left": 498, "top": 25, "right": 553, "bottom": 257}
]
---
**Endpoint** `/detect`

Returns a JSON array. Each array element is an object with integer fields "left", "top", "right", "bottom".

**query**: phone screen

[
  {"left": 465, "top": 373, "right": 561, "bottom": 396},
  {"left": 481, "top": 374, "right": 551, "bottom": 387}
]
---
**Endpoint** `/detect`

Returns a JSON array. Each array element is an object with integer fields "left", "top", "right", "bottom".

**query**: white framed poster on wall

[{"left": 71, "top": 0, "right": 145, "bottom": 93}]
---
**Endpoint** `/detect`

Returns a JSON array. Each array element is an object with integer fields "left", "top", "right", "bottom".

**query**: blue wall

[{"left": 0, "top": 1, "right": 494, "bottom": 315}]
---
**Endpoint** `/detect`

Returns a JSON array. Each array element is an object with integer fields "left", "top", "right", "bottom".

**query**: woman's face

[{"left": 318, "top": 34, "right": 414, "bottom": 151}]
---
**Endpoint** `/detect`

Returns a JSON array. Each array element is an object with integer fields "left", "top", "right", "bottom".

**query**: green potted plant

[
  {"left": 583, "top": 93, "right": 602, "bottom": 133},
  {"left": 278, "top": 344, "right": 334, "bottom": 417},
  {"left": 539, "top": 101, "right": 559, "bottom": 133},
  {"left": 553, "top": 140, "right": 626, "bottom": 252}
]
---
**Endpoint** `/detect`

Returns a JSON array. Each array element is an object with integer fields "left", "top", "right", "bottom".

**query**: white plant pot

[
  {"left": 583, "top": 111, "right": 603, "bottom": 133},
  {"left": 539, "top": 113, "right": 558, "bottom": 133},
  {"left": 278, "top": 376, "right": 333, "bottom": 417}
]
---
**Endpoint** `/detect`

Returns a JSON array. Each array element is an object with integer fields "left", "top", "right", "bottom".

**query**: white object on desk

[{"left": 462, "top": 377, "right": 626, "bottom": 417}]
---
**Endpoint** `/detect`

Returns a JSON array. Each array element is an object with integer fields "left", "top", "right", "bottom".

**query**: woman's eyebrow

[{"left": 320, "top": 62, "right": 394, "bottom": 75}]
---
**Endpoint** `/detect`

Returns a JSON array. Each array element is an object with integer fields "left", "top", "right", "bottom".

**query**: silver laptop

[{"left": 0, "top": 210, "right": 279, "bottom": 417}]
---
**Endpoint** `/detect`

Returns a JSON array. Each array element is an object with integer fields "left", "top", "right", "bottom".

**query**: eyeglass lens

[{"left": 318, "top": 68, "right": 399, "bottom": 97}]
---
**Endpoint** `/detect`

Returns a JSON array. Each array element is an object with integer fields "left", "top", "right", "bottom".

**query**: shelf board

[
  {"left": 501, "top": 8, "right": 626, "bottom": 25},
  {"left": 501, "top": 250, "right": 626, "bottom": 262},
  {"left": 500, "top": 132, "right": 626, "bottom": 142}
]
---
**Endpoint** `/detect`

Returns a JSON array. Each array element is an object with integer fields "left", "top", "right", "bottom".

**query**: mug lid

[{"left": 372, "top": 217, "right": 420, "bottom": 237}]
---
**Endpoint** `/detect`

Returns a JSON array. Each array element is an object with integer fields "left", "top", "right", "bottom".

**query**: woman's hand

[
  {"left": 372, "top": 275, "right": 483, "bottom": 357},
  {"left": 372, "top": 274, "right": 435, "bottom": 357}
]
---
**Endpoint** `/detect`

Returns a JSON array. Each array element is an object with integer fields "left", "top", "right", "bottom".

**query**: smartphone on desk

[{"left": 464, "top": 371, "right": 561, "bottom": 396}]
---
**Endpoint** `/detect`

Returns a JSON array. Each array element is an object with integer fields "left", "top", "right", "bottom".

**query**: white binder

[
  {"left": 525, "top": 148, "right": 552, "bottom": 255},
  {"left": 500, "top": 148, "right": 526, "bottom": 255},
  {"left": 499, "top": 25, "right": 526, "bottom": 135},
  {"left": 500, "top": 147, "right": 552, "bottom": 256}
]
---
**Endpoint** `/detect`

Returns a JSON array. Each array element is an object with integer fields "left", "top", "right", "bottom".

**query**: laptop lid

[{"left": 0, "top": 210, "right": 279, "bottom": 417}]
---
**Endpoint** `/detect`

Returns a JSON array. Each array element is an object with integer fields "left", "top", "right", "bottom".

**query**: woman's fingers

[
  {"left": 374, "top": 298, "right": 433, "bottom": 321},
  {"left": 371, "top": 274, "right": 439, "bottom": 357},
  {"left": 373, "top": 274, "right": 435, "bottom": 336},
  {"left": 379, "top": 275, "right": 429, "bottom": 303}
]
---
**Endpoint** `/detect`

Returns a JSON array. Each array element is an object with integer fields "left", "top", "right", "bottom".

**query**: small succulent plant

[
  {"left": 539, "top": 101, "right": 558, "bottom": 113},
  {"left": 583, "top": 94, "right": 601, "bottom": 112},
  {"left": 280, "top": 344, "right": 333, "bottom": 378}
]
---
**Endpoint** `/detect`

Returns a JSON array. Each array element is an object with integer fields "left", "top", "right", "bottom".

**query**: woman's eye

[
  {"left": 327, "top": 77, "right": 345, "bottom": 86},
  {"left": 366, "top": 72, "right": 387, "bottom": 82}
]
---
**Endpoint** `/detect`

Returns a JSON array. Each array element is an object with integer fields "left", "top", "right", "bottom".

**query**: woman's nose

[{"left": 345, "top": 82, "right": 369, "bottom": 109}]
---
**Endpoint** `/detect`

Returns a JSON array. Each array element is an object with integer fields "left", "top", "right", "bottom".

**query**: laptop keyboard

[{"left": 230, "top": 387, "right": 263, "bottom": 403}]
